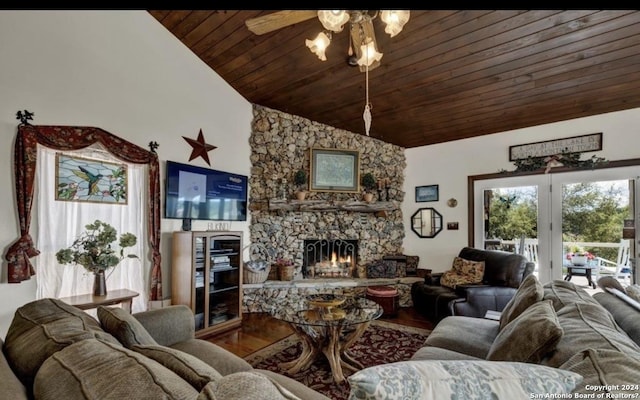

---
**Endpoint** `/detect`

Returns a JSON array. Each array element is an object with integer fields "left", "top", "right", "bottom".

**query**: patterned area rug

[{"left": 244, "top": 320, "right": 431, "bottom": 400}]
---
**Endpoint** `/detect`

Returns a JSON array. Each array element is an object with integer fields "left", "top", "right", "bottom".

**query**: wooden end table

[{"left": 59, "top": 289, "right": 139, "bottom": 313}]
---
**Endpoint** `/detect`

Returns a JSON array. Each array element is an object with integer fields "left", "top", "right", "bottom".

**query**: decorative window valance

[{"left": 5, "top": 124, "right": 162, "bottom": 300}]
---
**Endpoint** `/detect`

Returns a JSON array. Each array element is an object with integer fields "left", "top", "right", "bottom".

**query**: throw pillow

[
  {"left": 440, "top": 257, "right": 485, "bottom": 289},
  {"left": 97, "top": 306, "right": 158, "bottom": 347},
  {"left": 132, "top": 344, "right": 222, "bottom": 391},
  {"left": 499, "top": 273, "right": 544, "bottom": 330},
  {"left": 487, "top": 299, "right": 563, "bottom": 363},
  {"left": 33, "top": 338, "right": 199, "bottom": 400},
  {"left": 198, "top": 371, "right": 301, "bottom": 400},
  {"left": 625, "top": 284, "right": 640, "bottom": 303},
  {"left": 347, "top": 359, "right": 582, "bottom": 400}
]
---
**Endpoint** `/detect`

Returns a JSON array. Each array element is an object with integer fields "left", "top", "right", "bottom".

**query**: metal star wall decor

[{"left": 182, "top": 129, "right": 217, "bottom": 166}]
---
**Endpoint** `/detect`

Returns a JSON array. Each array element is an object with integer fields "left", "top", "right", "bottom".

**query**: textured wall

[{"left": 248, "top": 105, "right": 406, "bottom": 276}]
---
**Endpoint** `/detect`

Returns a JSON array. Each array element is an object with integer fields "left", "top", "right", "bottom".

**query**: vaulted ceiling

[{"left": 148, "top": 10, "right": 640, "bottom": 149}]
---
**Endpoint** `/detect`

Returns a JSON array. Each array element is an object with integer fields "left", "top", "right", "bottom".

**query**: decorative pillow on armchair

[{"left": 440, "top": 257, "right": 485, "bottom": 289}]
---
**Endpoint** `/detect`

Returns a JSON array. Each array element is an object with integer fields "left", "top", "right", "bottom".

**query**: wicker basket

[
  {"left": 242, "top": 243, "right": 272, "bottom": 284},
  {"left": 243, "top": 264, "right": 271, "bottom": 284},
  {"left": 278, "top": 264, "right": 295, "bottom": 281}
]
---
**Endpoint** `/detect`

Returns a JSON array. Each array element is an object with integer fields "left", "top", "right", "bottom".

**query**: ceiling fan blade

[{"left": 245, "top": 10, "right": 317, "bottom": 35}]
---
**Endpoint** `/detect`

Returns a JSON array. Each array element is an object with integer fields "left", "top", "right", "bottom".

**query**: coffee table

[{"left": 269, "top": 296, "right": 383, "bottom": 383}]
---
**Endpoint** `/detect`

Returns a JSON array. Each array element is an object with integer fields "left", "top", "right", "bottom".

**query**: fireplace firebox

[{"left": 303, "top": 239, "right": 358, "bottom": 278}]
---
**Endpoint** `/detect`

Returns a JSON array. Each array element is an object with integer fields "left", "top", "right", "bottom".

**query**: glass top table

[{"left": 268, "top": 295, "right": 382, "bottom": 383}]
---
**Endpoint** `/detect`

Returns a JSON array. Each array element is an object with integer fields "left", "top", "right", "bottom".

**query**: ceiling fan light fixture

[
  {"left": 357, "top": 41, "right": 383, "bottom": 67},
  {"left": 380, "top": 10, "right": 410, "bottom": 37},
  {"left": 317, "top": 10, "right": 350, "bottom": 32},
  {"left": 305, "top": 31, "right": 331, "bottom": 61}
]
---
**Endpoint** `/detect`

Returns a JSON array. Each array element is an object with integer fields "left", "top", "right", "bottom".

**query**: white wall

[
  {"left": 402, "top": 107, "right": 640, "bottom": 272},
  {"left": 2, "top": 10, "right": 639, "bottom": 339},
  {"left": 0, "top": 10, "right": 252, "bottom": 338}
]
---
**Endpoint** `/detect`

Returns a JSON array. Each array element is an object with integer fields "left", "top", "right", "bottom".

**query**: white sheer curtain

[{"left": 34, "top": 143, "right": 148, "bottom": 313}]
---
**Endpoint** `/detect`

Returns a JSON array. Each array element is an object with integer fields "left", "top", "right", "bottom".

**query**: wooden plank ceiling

[{"left": 148, "top": 10, "right": 640, "bottom": 149}]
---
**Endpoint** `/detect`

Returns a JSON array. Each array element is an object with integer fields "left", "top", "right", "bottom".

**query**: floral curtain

[{"left": 5, "top": 124, "right": 162, "bottom": 300}]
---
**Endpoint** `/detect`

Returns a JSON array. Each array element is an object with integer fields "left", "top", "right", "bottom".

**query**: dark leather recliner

[{"left": 411, "top": 247, "right": 535, "bottom": 323}]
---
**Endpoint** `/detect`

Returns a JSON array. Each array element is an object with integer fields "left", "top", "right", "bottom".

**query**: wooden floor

[{"left": 205, "top": 307, "right": 433, "bottom": 358}]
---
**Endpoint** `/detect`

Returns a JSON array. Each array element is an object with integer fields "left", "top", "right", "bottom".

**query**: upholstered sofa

[
  {"left": 411, "top": 247, "right": 535, "bottom": 322},
  {"left": 0, "top": 298, "right": 330, "bottom": 400},
  {"left": 348, "top": 277, "right": 640, "bottom": 399}
]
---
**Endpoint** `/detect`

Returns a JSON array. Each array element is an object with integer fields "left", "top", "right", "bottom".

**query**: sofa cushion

[
  {"left": 560, "top": 349, "right": 640, "bottom": 396},
  {"left": 542, "top": 301, "right": 640, "bottom": 368},
  {"left": 440, "top": 257, "right": 484, "bottom": 289},
  {"left": 97, "top": 305, "right": 158, "bottom": 347},
  {"left": 423, "top": 316, "right": 499, "bottom": 359},
  {"left": 198, "top": 371, "right": 301, "bottom": 400},
  {"left": 33, "top": 338, "right": 199, "bottom": 400},
  {"left": 543, "top": 279, "right": 601, "bottom": 311},
  {"left": 594, "top": 291, "right": 640, "bottom": 346},
  {"left": 0, "top": 338, "right": 28, "bottom": 400},
  {"left": 499, "top": 273, "right": 544, "bottom": 330},
  {"left": 487, "top": 299, "right": 563, "bottom": 363},
  {"left": 170, "top": 339, "right": 253, "bottom": 376},
  {"left": 347, "top": 360, "right": 582, "bottom": 400},
  {"left": 132, "top": 344, "right": 222, "bottom": 391},
  {"left": 3, "top": 298, "right": 113, "bottom": 390}
]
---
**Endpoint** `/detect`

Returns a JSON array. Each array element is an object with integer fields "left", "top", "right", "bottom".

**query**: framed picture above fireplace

[{"left": 310, "top": 148, "right": 360, "bottom": 193}]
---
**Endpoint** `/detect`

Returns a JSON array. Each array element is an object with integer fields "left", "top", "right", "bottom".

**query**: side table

[{"left": 59, "top": 289, "right": 139, "bottom": 313}]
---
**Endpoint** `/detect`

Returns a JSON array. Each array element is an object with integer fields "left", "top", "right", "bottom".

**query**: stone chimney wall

[{"left": 248, "top": 105, "right": 406, "bottom": 276}]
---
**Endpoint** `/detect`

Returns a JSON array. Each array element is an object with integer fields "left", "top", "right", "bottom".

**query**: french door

[{"left": 473, "top": 166, "right": 640, "bottom": 285}]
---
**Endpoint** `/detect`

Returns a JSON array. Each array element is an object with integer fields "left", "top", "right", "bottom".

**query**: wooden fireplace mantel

[{"left": 249, "top": 199, "right": 398, "bottom": 217}]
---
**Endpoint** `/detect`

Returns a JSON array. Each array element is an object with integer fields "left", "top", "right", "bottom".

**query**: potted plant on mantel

[
  {"left": 361, "top": 172, "right": 377, "bottom": 203},
  {"left": 293, "top": 169, "right": 307, "bottom": 201}
]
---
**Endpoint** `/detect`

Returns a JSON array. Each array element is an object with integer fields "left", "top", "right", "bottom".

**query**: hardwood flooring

[{"left": 204, "top": 307, "right": 433, "bottom": 358}]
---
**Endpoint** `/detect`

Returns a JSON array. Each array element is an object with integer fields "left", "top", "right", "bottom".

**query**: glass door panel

[
  {"left": 474, "top": 175, "right": 550, "bottom": 281},
  {"left": 551, "top": 167, "right": 638, "bottom": 287}
]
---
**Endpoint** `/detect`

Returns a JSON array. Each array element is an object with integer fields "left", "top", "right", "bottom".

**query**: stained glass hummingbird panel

[{"left": 55, "top": 153, "right": 128, "bottom": 204}]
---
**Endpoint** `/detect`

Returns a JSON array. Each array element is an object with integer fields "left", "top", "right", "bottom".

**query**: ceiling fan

[
  {"left": 245, "top": 10, "right": 410, "bottom": 72},
  {"left": 245, "top": 10, "right": 317, "bottom": 36}
]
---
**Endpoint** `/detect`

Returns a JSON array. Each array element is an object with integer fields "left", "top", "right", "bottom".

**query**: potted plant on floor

[
  {"left": 361, "top": 172, "right": 376, "bottom": 202},
  {"left": 293, "top": 169, "right": 307, "bottom": 201}
]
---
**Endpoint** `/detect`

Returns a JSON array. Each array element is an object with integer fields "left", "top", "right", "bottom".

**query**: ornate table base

[{"left": 280, "top": 319, "right": 372, "bottom": 383}]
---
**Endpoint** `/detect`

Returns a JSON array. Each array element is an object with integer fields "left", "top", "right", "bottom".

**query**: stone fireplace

[
  {"left": 303, "top": 239, "right": 358, "bottom": 278},
  {"left": 247, "top": 105, "right": 406, "bottom": 279}
]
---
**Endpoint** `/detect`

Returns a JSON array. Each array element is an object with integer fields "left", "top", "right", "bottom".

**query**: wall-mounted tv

[{"left": 164, "top": 161, "right": 248, "bottom": 222}]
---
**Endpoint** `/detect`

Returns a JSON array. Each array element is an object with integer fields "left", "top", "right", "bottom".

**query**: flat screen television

[{"left": 164, "top": 161, "right": 248, "bottom": 222}]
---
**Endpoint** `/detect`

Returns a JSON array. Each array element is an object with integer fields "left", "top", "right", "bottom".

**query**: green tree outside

[{"left": 486, "top": 181, "right": 628, "bottom": 261}]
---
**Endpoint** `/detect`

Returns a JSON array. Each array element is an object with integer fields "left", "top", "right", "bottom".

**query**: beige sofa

[
  {"left": 347, "top": 277, "right": 640, "bottom": 399},
  {"left": 0, "top": 298, "right": 330, "bottom": 400}
]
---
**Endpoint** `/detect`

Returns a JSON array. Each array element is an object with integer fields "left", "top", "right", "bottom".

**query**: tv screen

[{"left": 164, "top": 161, "right": 248, "bottom": 221}]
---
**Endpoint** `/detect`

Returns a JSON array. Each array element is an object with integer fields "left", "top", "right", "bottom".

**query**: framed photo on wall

[
  {"left": 310, "top": 148, "right": 360, "bottom": 192},
  {"left": 415, "top": 184, "right": 439, "bottom": 202}
]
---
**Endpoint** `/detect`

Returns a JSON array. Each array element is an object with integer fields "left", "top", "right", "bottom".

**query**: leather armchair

[{"left": 411, "top": 247, "right": 535, "bottom": 322}]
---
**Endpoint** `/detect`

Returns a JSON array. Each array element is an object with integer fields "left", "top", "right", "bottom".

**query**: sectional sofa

[
  {"left": 348, "top": 277, "right": 640, "bottom": 399},
  {"left": 0, "top": 298, "right": 329, "bottom": 400}
]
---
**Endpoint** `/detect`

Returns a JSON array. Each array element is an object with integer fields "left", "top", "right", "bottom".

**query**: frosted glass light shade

[
  {"left": 357, "top": 41, "right": 383, "bottom": 67},
  {"left": 317, "top": 10, "right": 350, "bottom": 32},
  {"left": 380, "top": 10, "right": 410, "bottom": 37},
  {"left": 305, "top": 31, "right": 331, "bottom": 61}
]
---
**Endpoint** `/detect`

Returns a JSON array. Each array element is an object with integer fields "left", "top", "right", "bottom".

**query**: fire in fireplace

[{"left": 303, "top": 239, "right": 358, "bottom": 278}]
